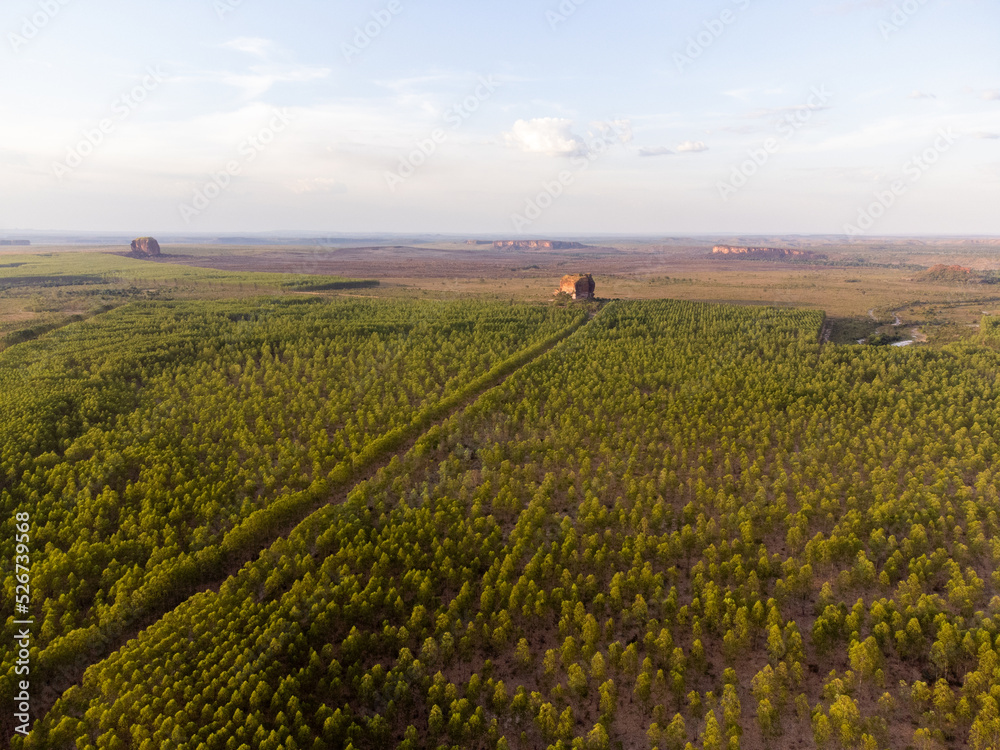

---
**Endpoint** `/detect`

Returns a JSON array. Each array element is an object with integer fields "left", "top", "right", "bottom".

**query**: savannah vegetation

[{"left": 0, "top": 252, "right": 376, "bottom": 351}]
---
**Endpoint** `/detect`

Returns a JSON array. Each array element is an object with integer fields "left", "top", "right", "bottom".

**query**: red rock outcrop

[
  {"left": 555, "top": 274, "right": 596, "bottom": 300},
  {"left": 712, "top": 245, "right": 825, "bottom": 260},
  {"left": 495, "top": 240, "right": 586, "bottom": 250},
  {"left": 130, "top": 237, "right": 161, "bottom": 257}
]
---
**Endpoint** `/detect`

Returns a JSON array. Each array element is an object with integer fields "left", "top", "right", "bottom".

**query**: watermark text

[{"left": 13, "top": 511, "right": 33, "bottom": 736}]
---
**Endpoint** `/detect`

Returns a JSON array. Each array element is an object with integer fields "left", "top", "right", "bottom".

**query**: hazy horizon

[{"left": 7, "top": 231, "right": 1000, "bottom": 246}]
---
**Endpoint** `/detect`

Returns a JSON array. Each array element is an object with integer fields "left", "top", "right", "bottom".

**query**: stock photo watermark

[
  {"left": 214, "top": 0, "right": 248, "bottom": 20},
  {"left": 547, "top": 0, "right": 588, "bottom": 30},
  {"left": 879, "top": 0, "right": 932, "bottom": 40},
  {"left": 717, "top": 85, "right": 833, "bottom": 201},
  {"left": 343, "top": 0, "right": 403, "bottom": 63},
  {"left": 51, "top": 67, "right": 167, "bottom": 182},
  {"left": 510, "top": 122, "right": 631, "bottom": 232},
  {"left": 674, "top": 0, "right": 752, "bottom": 72},
  {"left": 384, "top": 76, "right": 500, "bottom": 192},
  {"left": 844, "top": 128, "right": 958, "bottom": 237},
  {"left": 12, "top": 511, "right": 32, "bottom": 736},
  {"left": 8, "top": 0, "right": 73, "bottom": 52},
  {"left": 178, "top": 109, "right": 294, "bottom": 223}
]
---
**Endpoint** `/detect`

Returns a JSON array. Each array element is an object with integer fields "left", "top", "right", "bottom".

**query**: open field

[
  {"left": 6, "top": 239, "right": 989, "bottom": 345},
  {"left": 0, "top": 251, "right": 376, "bottom": 349}
]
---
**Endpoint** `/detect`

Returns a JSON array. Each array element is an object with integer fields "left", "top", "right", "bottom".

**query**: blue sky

[{"left": 1, "top": 0, "right": 998, "bottom": 235}]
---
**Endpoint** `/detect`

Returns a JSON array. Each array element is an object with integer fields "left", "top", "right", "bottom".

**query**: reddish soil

[{"left": 153, "top": 246, "right": 831, "bottom": 281}]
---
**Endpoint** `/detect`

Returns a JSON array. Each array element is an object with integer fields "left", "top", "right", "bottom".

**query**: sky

[{"left": 1, "top": 0, "right": 998, "bottom": 236}]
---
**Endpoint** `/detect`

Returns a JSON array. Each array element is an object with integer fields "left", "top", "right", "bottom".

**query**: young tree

[
  {"left": 701, "top": 711, "right": 723, "bottom": 750},
  {"left": 756, "top": 698, "right": 779, "bottom": 740},
  {"left": 664, "top": 714, "right": 687, "bottom": 750}
]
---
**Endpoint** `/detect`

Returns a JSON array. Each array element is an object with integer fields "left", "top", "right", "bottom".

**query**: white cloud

[
  {"left": 201, "top": 64, "right": 332, "bottom": 99},
  {"left": 677, "top": 140, "right": 709, "bottom": 153},
  {"left": 974, "top": 132, "right": 1000, "bottom": 139},
  {"left": 222, "top": 37, "right": 275, "bottom": 58},
  {"left": 819, "top": 0, "right": 891, "bottom": 14},
  {"left": 592, "top": 119, "right": 633, "bottom": 144},
  {"left": 374, "top": 72, "right": 470, "bottom": 93},
  {"left": 638, "top": 146, "right": 674, "bottom": 157},
  {"left": 808, "top": 115, "right": 954, "bottom": 153},
  {"left": 721, "top": 124, "right": 768, "bottom": 135},
  {"left": 287, "top": 177, "right": 348, "bottom": 194},
  {"left": 909, "top": 90, "right": 936, "bottom": 100},
  {"left": 504, "top": 118, "right": 588, "bottom": 157},
  {"left": 984, "top": 90, "right": 1000, "bottom": 101},
  {"left": 744, "top": 104, "right": 833, "bottom": 119},
  {"left": 724, "top": 88, "right": 756, "bottom": 102}
]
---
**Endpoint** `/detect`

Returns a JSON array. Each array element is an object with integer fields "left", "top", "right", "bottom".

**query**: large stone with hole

[
  {"left": 130, "top": 237, "right": 161, "bottom": 257},
  {"left": 556, "top": 274, "right": 595, "bottom": 300}
]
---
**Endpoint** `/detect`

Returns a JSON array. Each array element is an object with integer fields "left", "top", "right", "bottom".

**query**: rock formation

[
  {"left": 711, "top": 245, "right": 826, "bottom": 260},
  {"left": 495, "top": 240, "right": 587, "bottom": 250},
  {"left": 556, "top": 274, "right": 596, "bottom": 300},
  {"left": 130, "top": 237, "right": 161, "bottom": 257}
]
